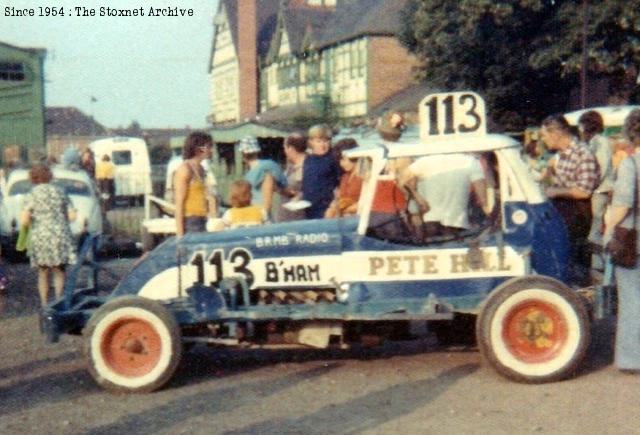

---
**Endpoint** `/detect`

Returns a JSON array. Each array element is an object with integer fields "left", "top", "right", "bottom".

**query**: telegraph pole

[{"left": 580, "top": 0, "right": 588, "bottom": 108}]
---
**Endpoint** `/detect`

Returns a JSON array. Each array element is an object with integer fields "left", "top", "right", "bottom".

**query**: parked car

[
  {"left": 0, "top": 166, "right": 103, "bottom": 260},
  {"left": 43, "top": 92, "right": 606, "bottom": 393}
]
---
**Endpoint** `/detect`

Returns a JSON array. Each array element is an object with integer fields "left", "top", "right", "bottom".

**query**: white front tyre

[{"left": 84, "top": 296, "right": 182, "bottom": 393}]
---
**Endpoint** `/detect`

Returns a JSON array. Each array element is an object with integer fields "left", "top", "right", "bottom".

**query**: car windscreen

[
  {"left": 53, "top": 178, "right": 91, "bottom": 196},
  {"left": 8, "top": 179, "right": 32, "bottom": 196}
]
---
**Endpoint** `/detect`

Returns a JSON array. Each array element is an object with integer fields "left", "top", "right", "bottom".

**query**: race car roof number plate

[{"left": 419, "top": 91, "right": 487, "bottom": 142}]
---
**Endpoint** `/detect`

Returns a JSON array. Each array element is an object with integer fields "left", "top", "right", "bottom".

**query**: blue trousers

[
  {"left": 184, "top": 216, "right": 207, "bottom": 233},
  {"left": 615, "top": 257, "right": 640, "bottom": 370}
]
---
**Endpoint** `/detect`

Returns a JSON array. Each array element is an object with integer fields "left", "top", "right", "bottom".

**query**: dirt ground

[{"left": 1, "top": 255, "right": 639, "bottom": 435}]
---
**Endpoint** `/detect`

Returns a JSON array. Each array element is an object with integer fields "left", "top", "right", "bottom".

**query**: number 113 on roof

[{"left": 419, "top": 91, "right": 487, "bottom": 141}]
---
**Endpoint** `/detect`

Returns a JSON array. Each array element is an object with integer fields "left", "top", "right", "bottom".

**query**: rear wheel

[
  {"left": 84, "top": 296, "right": 182, "bottom": 393},
  {"left": 477, "top": 276, "right": 590, "bottom": 383}
]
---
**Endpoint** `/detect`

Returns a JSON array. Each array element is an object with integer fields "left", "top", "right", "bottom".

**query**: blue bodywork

[{"left": 43, "top": 194, "right": 570, "bottom": 342}]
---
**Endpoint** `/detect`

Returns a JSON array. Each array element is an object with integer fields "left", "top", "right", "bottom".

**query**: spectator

[
  {"left": 541, "top": 114, "right": 599, "bottom": 284},
  {"left": 578, "top": 110, "right": 614, "bottom": 270},
  {"left": 221, "top": 180, "right": 268, "bottom": 229},
  {"left": 61, "top": 148, "right": 81, "bottom": 170},
  {"left": 95, "top": 154, "right": 116, "bottom": 211},
  {"left": 366, "top": 159, "right": 412, "bottom": 243},
  {"left": 20, "top": 164, "right": 76, "bottom": 307},
  {"left": 604, "top": 108, "right": 640, "bottom": 372},
  {"left": 165, "top": 155, "right": 218, "bottom": 209},
  {"left": 5, "top": 156, "right": 24, "bottom": 174},
  {"left": 523, "top": 136, "right": 555, "bottom": 184},
  {"left": 365, "top": 113, "right": 412, "bottom": 242},
  {"left": 174, "top": 131, "right": 216, "bottom": 236},
  {"left": 80, "top": 148, "right": 95, "bottom": 179},
  {"left": 400, "top": 153, "right": 487, "bottom": 238},
  {"left": 277, "top": 133, "right": 307, "bottom": 222},
  {"left": 240, "top": 136, "right": 287, "bottom": 219},
  {"left": 377, "top": 111, "right": 406, "bottom": 141},
  {"left": 302, "top": 124, "right": 340, "bottom": 219},
  {"left": 325, "top": 138, "right": 362, "bottom": 218},
  {"left": 611, "top": 134, "right": 635, "bottom": 171}
]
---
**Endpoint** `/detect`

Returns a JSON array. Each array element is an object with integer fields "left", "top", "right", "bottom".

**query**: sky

[{"left": 2, "top": 0, "right": 219, "bottom": 129}]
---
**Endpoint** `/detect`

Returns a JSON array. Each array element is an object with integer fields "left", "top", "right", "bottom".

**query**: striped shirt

[{"left": 554, "top": 141, "right": 600, "bottom": 195}]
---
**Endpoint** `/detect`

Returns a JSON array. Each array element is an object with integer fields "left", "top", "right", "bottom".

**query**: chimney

[{"left": 237, "top": 0, "right": 259, "bottom": 120}]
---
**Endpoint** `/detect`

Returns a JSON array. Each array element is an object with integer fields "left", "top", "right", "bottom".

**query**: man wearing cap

[{"left": 239, "top": 136, "right": 287, "bottom": 220}]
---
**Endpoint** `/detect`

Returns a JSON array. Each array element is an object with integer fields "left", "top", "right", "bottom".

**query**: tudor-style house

[{"left": 208, "top": 0, "right": 416, "bottom": 126}]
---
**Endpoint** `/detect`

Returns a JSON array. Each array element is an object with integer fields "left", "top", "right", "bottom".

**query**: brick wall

[
  {"left": 237, "top": 0, "right": 259, "bottom": 120},
  {"left": 367, "top": 37, "right": 416, "bottom": 111}
]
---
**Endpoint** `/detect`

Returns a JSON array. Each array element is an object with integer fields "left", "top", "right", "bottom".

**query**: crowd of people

[
  {"left": 526, "top": 110, "right": 636, "bottom": 285},
  {"left": 173, "top": 124, "right": 356, "bottom": 234},
  {"left": 173, "top": 113, "right": 495, "bottom": 244},
  {"left": 5, "top": 107, "right": 640, "bottom": 374},
  {"left": 521, "top": 109, "right": 640, "bottom": 373}
]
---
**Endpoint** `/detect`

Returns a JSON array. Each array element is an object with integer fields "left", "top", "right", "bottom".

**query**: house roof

[
  {"left": 0, "top": 41, "right": 46, "bottom": 57},
  {"left": 281, "top": 4, "right": 334, "bottom": 53},
  {"left": 210, "top": 0, "right": 409, "bottom": 66},
  {"left": 316, "top": 0, "right": 409, "bottom": 49},
  {"left": 266, "top": 0, "right": 408, "bottom": 59},
  {"left": 370, "top": 83, "right": 435, "bottom": 118},
  {"left": 45, "top": 107, "right": 107, "bottom": 136}
]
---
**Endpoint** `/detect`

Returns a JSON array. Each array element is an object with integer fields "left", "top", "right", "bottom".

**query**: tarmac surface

[{"left": 0, "top": 255, "right": 638, "bottom": 435}]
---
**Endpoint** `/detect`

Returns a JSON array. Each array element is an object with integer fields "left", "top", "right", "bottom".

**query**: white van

[{"left": 89, "top": 137, "right": 152, "bottom": 202}]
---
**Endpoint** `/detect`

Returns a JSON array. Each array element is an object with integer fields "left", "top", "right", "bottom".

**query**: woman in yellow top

[{"left": 174, "top": 132, "right": 216, "bottom": 236}]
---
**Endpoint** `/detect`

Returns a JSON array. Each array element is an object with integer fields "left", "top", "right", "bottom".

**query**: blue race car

[{"left": 43, "top": 92, "right": 595, "bottom": 392}]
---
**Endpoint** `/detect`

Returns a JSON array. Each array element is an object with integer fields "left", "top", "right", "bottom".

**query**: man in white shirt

[{"left": 400, "top": 153, "right": 488, "bottom": 237}]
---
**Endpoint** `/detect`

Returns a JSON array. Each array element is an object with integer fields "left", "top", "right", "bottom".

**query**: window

[
  {"left": 277, "top": 61, "right": 299, "bottom": 88},
  {"left": 112, "top": 151, "right": 132, "bottom": 165},
  {"left": 0, "top": 62, "right": 25, "bottom": 81}
]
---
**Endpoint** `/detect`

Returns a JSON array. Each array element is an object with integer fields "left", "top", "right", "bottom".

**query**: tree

[
  {"left": 530, "top": 0, "right": 640, "bottom": 103},
  {"left": 399, "top": 0, "right": 640, "bottom": 130}
]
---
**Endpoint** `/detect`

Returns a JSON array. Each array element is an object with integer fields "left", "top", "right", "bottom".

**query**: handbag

[
  {"left": 607, "top": 155, "right": 638, "bottom": 267},
  {"left": 16, "top": 224, "right": 30, "bottom": 252},
  {"left": 607, "top": 226, "right": 637, "bottom": 268}
]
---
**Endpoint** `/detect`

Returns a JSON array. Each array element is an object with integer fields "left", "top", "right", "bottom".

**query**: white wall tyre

[
  {"left": 477, "top": 276, "right": 590, "bottom": 383},
  {"left": 84, "top": 296, "right": 182, "bottom": 393}
]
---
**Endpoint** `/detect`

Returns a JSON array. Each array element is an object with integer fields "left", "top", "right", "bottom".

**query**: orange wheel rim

[
  {"left": 502, "top": 300, "right": 568, "bottom": 363},
  {"left": 100, "top": 317, "right": 162, "bottom": 377}
]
